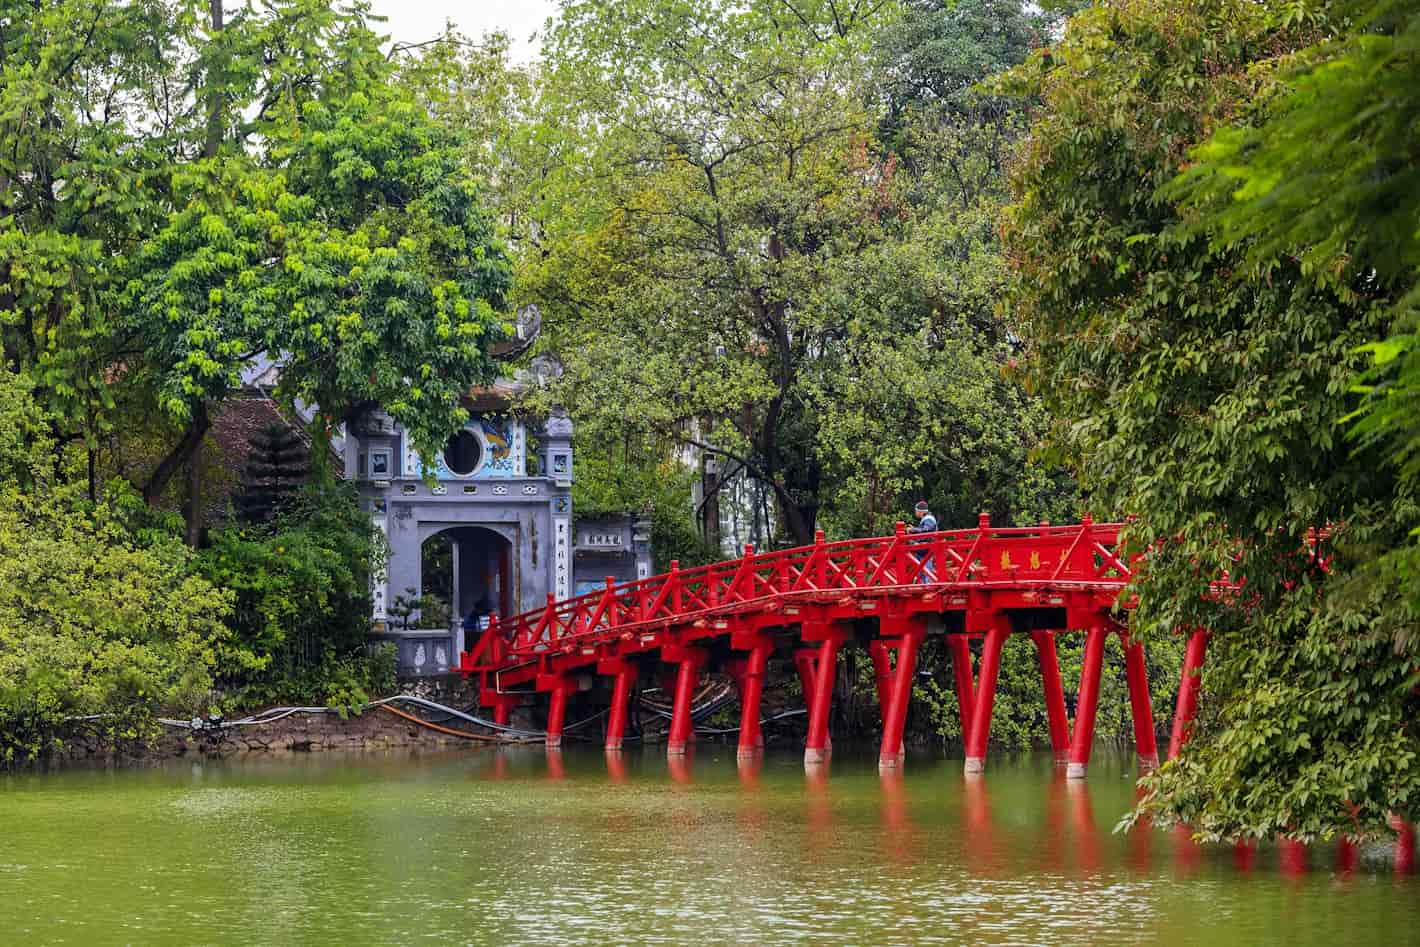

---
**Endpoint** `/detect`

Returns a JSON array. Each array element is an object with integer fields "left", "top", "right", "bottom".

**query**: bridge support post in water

[
  {"left": 878, "top": 616, "right": 927, "bottom": 769},
  {"left": 870, "top": 638, "right": 906, "bottom": 756},
  {"left": 793, "top": 647, "right": 833, "bottom": 756},
  {"left": 965, "top": 615, "right": 1011, "bottom": 774},
  {"left": 947, "top": 635, "right": 976, "bottom": 745},
  {"left": 1067, "top": 626, "right": 1109, "bottom": 779},
  {"left": 734, "top": 636, "right": 774, "bottom": 758},
  {"left": 537, "top": 674, "right": 578, "bottom": 749},
  {"left": 1030, "top": 631, "right": 1070, "bottom": 763},
  {"left": 1168, "top": 629, "right": 1211, "bottom": 760},
  {"left": 1123, "top": 635, "right": 1159, "bottom": 769},
  {"left": 803, "top": 622, "right": 849, "bottom": 765},
  {"left": 868, "top": 639, "right": 893, "bottom": 720},
  {"left": 599, "top": 658, "right": 639, "bottom": 752},
  {"left": 663, "top": 645, "right": 706, "bottom": 757},
  {"left": 487, "top": 692, "right": 520, "bottom": 729}
]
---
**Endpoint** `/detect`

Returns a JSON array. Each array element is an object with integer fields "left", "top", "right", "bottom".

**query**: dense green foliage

[
  {"left": 197, "top": 481, "right": 391, "bottom": 708},
  {"left": 0, "top": 0, "right": 509, "bottom": 758},
  {"left": 2, "top": 0, "right": 509, "bottom": 519},
  {"left": 8, "top": 0, "right": 1415, "bottom": 808},
  {"left": 513, "top": 0, "right": 1075, "bottom": 545},
  {"left": 0, "top": 369, "right": 233, "bottom": 761},
  {"left": 998, "top": 0, "right": 1419, "bottom": 840}
]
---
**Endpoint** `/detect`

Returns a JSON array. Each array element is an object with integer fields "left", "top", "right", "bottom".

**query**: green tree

[
  {"left": 0, "top": 369, "right": 234, "bottom": 762},
  {"left": 518, "top": 0, "right": 1070, "bottom": 545},
  {"left": 197, "top": 480, "right": 387, "bottom": 707},
  {"left": 235, "top": 422, "right": 311, "bottom": 523},
  {"left": 998, "top": 0, "right": 1419, "bottom": 840},
  {"left": 1, "top": 0, "right": 511, "bottom": 539}
]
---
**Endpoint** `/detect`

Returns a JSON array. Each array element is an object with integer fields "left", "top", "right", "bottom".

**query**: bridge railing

[{"left": 469, "top": 515, "right": 1129, "bottom": 666}]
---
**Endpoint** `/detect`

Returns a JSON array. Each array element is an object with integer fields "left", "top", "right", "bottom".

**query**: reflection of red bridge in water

[
  {"left": 460, "top": 515, "right": 1213, "bottom": 775},
  {"left": 497, "top": 751, "right": 1416, "bottom": 876}
]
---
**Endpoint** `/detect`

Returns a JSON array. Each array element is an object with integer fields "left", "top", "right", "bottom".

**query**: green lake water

[{"left": 2, "top": 746, "right": 1416, "bottom": 945}]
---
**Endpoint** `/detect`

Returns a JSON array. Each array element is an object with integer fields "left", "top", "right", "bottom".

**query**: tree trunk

[
  {"left": 185, "top": 439, "right": 203, "bottom": 547},
  {"left": 205, "top": 0, "right": 224, "bottom": 158},
  {"left": 774, "top": 489, "right": 815, "bottom": 546},
  {"left": 143, "top": 402, "right": 211, "bottom": 511},
  {"left": 700, "top": 452, "right": 721, "bottom": 554}
]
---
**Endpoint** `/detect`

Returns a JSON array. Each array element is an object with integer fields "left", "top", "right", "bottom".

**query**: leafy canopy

[{"left": 998, "top": 0, "right": 1419, "bottom": 840}]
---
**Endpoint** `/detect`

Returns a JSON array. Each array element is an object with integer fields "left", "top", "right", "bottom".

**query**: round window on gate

[{"left": 443, "top": 429, "right": 483, "bottom": 476}]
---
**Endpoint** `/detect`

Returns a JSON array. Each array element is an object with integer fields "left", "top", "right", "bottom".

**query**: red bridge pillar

[
  {"left": 1122, "top": 634, "right": 1159, "bottom": 769},
  {"left": 1394, "top": 815, "right": 1416, "bottom": 874},
  {"left": 1168, "top": 629, "right": 1210, "bottom": 761},
  {"left": 734, "top": 636, "right": 774, "bottom": 758},
  {"left": 868, "top": 639, "right": 893, "bottom": 721},
  {"left": 947, "top": 635, "right": 976, "bottom": 744},
  {"left": 870, "top": 638, "right": 907, "bottom": 757},
  {"left": 599, "top": 658, "right": 639, "bottom": 752},
  {"left": 662, "top": 645, "right": 706, "bottom": 757},
  {"left": 965, "top": 614, "right": 1011, "bottom": 774},
  {"left": 1030, "top": 631, "right": 1070, "bottom": 763},
  {"left": 803, "top": 622, "right": 850, "bottom": 765},
  {"left": 878, "top": 615, "right": 927, "bottom": 769},
  {"left": 537, "top": 674, "right": 579, "bottom": 749},
  {"left": 1067, "top": 625, "right": 1109, "bottom": 779},
  {"left": 484, "top": 691, "right": 520, "bottom": 729}
]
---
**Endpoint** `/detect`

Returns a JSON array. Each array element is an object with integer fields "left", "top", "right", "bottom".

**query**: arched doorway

[{"left": 420, "top": 526, "right": 514, "bottom": 628}]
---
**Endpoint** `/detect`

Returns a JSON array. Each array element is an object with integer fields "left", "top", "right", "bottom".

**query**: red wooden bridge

[{"left": 458, "top": 515, "right": 1211, "bottom": 777}]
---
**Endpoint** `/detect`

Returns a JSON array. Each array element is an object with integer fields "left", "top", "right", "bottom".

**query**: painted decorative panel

[{"left": 412, "top": 415, "right": 526, "bottom": 480}]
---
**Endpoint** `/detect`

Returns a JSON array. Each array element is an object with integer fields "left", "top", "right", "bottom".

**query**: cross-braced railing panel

[{"left": 464, "top": 516, "right": 1129, "bottom": 669}]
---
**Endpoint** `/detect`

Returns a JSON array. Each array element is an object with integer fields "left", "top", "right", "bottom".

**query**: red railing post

[
  {"left": 1168, "top": 629, "right": 1210, "bottom": 760},
  {"left": 814, "top": 529, "right": 828, "bottom": 587},
  {"left": 725, "top": 543, "right": 754, "bottom": 601},
  {"left": 669, "top": 559, "right": 682, "bottom": 615},
  {"left": 1068, "top": 624, "right": 1110, "bottom": 779},
  {"left": 893, "top": 521, "right": 909, "bottom": 584},
  {"left": 965, "top": 613, "right": 1010, "bottom": 774},
  {"left": 977, "top": 512, "right": 992, "bottom": 578},
  {"left": 590, "top": 575, "right": 615, "bottom": 632},
  {"left": 1123, "top": 633, "right": 1159, "bottom": 769},
  {"left": 1031, "top": 631, "right": 1071, "bottom": 763},
  {"left": 1076, "top": 513, "right": 1094, "bottom": 576},
  {"left": 491, "top": 613, "right": 508, "bottom": 663},
  {"left": 543, "top": 594, "right": 557, "bottom": 645}
]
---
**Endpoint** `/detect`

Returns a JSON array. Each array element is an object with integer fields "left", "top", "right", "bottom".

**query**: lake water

[{"left": 2, "top": 747, "right": 1415, "bottom": 945}]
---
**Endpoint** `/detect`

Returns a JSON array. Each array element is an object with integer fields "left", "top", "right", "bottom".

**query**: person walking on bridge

[
  {"left": 909, "top": 500, "right": 938, "bottom": 582},
  {"left": 909, "top": 500, "right": 938, "bottom": 534}
]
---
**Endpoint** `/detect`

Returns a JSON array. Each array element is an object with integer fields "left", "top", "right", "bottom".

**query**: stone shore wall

[{"left": 55, "top": 674, "right": 498, "bottom": 763}]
